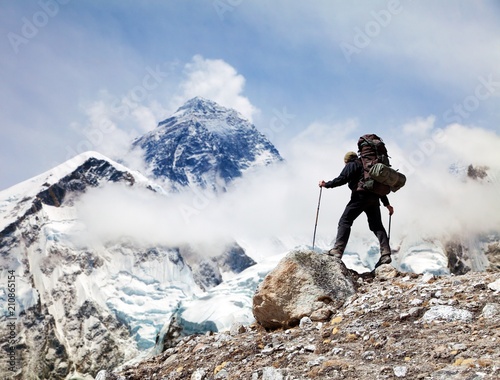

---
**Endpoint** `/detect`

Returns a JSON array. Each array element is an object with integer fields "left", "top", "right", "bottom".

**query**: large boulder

[{"left": 252, "top": 249, "right": 357, "bottom": 329}]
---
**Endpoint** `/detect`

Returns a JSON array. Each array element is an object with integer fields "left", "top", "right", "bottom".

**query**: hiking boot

[
  {"left": 326, "top": 248, "right": 343, "bottom": 259},
  {"left": 375, "top": 254, "right": 391, "bottom": 268}
]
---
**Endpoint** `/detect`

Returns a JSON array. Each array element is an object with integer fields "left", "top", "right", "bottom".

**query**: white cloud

[
  {"left": 173, "top": 55, "right": 258, "bottom": 122},
  {"left": 440, "top": 124, "right": 500, "bottom": 166},
  {"left": 402, "top": 116, "right": 436, "bottom": 137},
  {"left": 392, "top": 122, "right": 500, "bottom": 240},
  {"left": 73, "top": 100, "right": 137, "bottom": 161},
  {"left": 77, "top": 183, "right": 233, "bottom": 249},
  {"left": 71, "top": 91, "right": 172, "bottom": 168},
  {"left": 76, "top": 120, "right": 500, "bottom": 264}
]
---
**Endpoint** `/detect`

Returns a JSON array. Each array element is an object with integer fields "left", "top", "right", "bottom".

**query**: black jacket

[{"left": 324, "top": 159, "right": 389, "bottom": 206}]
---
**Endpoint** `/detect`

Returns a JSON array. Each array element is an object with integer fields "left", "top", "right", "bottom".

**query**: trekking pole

[
  {"left": 312, "top": 186, "right": 323, "bottom": 250},
  {"left": 388, "top": 214, "right": 392, "bottom": 241}
]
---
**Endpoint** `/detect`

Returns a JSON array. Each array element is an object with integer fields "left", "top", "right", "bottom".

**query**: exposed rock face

[
  {"left": 445, "top": 241, "right": 471, "bottom": 275},
  {"left": 467, "top": 164, "right": 489, "bottom": 180},
  {"left": 445, "top": 234, "right": 500, "bottom": 275},
  {"left": 252, "top": 250, "right": 357, "bottom": 329},
  {"left": 0, "top": 156, "right": 147, "bottom": 379},
  {"left": 486, "top": 241, "right": 500, "bottom": 271},
  {"left": 181, "top": 243, "right": 256, "bottom": 291}
]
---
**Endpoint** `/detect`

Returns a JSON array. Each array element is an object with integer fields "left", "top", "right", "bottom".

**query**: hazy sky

[{"left": 1, "top": 0, "right": 500, "bottom": 191}]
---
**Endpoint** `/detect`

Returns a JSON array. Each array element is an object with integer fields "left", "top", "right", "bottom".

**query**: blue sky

[{"left": 1, "top": 0, "right": 500, "bottom": 191}]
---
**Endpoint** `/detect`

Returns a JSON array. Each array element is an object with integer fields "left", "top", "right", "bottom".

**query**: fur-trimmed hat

[{"left": 344, "top": 151, "right": 358, "bottom": 163}]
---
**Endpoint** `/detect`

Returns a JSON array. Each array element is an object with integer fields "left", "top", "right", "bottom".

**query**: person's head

[{"left": 344, "top": 151, "right": 358, "bottom": 164}]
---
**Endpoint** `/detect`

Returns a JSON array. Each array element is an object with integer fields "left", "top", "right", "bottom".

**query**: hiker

[{"left": 319, "top": 151, "right": 394, "bottom": 268}]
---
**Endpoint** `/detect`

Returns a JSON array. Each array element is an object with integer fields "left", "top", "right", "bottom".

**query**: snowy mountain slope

[
  {"left": 131, "top": 97, "right": 283, "bottom": 190},
  {"left": 0, "top": 152, "right": 256, "bottom": 379},
  {"left": 0, "top": 151, "right": 150, "bottom": 232}
]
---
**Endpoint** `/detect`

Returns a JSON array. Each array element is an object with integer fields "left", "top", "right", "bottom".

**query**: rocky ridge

[{"left": 99, "top": 265, "right": 500, "bottom": 380}]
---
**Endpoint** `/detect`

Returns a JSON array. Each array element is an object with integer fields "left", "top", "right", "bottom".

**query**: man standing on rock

[{"left": 319, "top": 151, "right": 394, "bottom": 268}]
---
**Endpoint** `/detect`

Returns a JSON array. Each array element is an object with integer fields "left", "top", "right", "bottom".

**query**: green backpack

[{"left": 356, "top": 134, "right": 406, "bottom": 195}]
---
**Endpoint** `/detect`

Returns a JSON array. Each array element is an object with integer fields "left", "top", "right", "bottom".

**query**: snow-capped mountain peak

[
  {"left": 169, "top": 96, "right": 241, "bottom": 125},
  {"left": 131, "top": 97, "right": 283, "bottom": 190},
  {"left": 0, "top": 151, "right": 151, "bottom": 233},
  {"left": 159, "top": 97, "right": 244, "bottom": 136}
]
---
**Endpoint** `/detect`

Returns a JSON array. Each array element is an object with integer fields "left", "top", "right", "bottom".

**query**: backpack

[{"left": 356, "top": 134, "right": 406, "bottom": 196}]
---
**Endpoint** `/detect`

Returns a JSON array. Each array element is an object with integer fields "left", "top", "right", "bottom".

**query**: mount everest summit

[
  {"left": 1, "top": 97, "right": 499, "bottom": 379},
  {"left": 131, "top": 97, "right": 283, "bottom": 190}
]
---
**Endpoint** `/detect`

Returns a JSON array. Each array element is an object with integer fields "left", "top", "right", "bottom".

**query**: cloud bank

[{"left": 77, "top": 121, "right": 500, "bottom": 261}]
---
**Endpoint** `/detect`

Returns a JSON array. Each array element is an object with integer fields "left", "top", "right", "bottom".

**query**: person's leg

[
  {"left": 365, "top": 202, "right": 391, "bottom": 266},
  {"left": 328, "top": 196, "right": 364, "bottom": 258}
]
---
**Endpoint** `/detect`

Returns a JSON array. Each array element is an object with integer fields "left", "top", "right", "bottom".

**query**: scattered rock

[
  {"left": 304, "top": 344, "right": 316, "bottom": 353},
  {"left": 299, "top": 316, "right": 313, "bottom": 329},
  {"left": 94, "top": 370, "right": 122, "bottom": 380},
  {"left": 421, "top": 272, "right": 435, "bottom": 283},
  {"left": 482, "top": 303, "right": 500, "bottom": 318},
  {"left": 310, "top": 307, "right": 332, "bottom": 321},
  {"left": 400, "top": 306, "right": 425, "bottom": 320},
  {"left": 361, "top": 350, "right": 375, "bottom": 360},
  {"left": 394, "top": 365, "right": 408, "bottom": 377},
  {"left": 191, "top": 368, "right": 207, "bottom": 380},
  {"left": 229, "top": 323, "right": 246, "bottom": 336},
  {"left": 488, "top": 278, "right": 500, "bottom": 291},
  {"left": 422, "top": 305, "right": 473, "bottom": 323},
  {"left": 261, "top": 367, "right": 284, "bottom": 380},
  {"left": 374, "top": 263, "right": 399, "bottom": 280}
]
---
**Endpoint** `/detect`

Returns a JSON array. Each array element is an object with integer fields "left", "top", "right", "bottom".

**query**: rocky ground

[{"left": 97, "top": 265, "right": 500, "bottom": 380}]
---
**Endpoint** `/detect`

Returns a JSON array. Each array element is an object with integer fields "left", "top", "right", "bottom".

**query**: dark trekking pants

[{"left": 332, "top": 191, "right": 391, "bottom": 255}]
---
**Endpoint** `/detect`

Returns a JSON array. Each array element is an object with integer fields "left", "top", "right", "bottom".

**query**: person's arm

[
  {"left": 319, "top": 163, "right": 353, "bottom": 188},
  {"left": 381, "top": 195, "right": 394, "bottom": 215}
]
